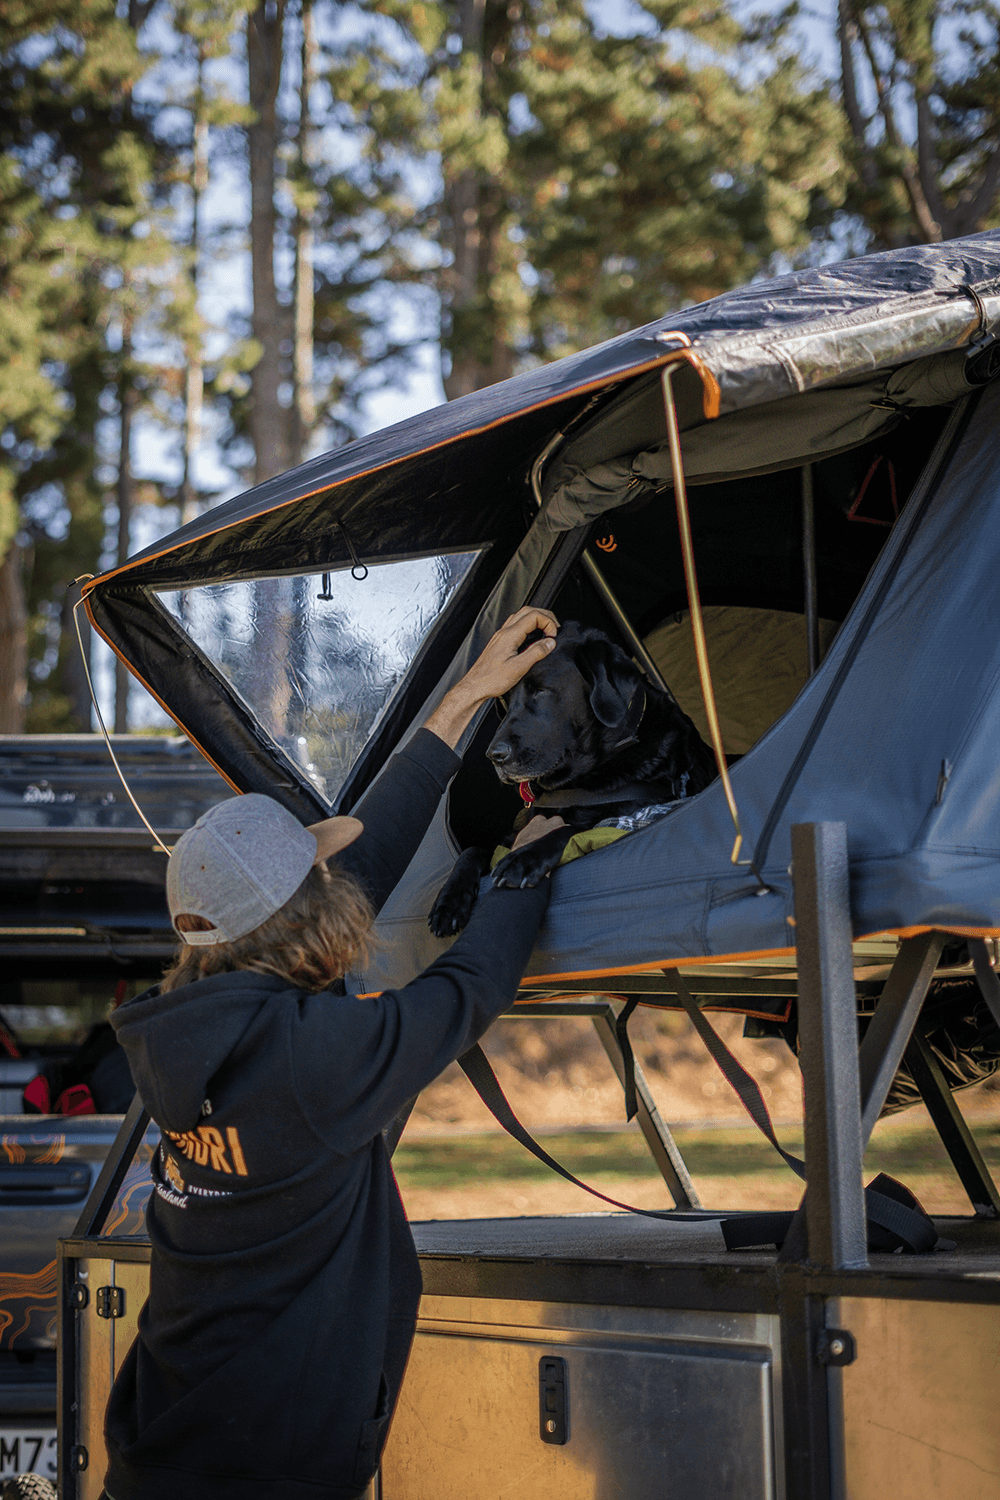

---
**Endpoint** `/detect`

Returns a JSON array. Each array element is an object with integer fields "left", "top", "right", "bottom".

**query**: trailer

[{"left": 62, "top": 231, "right": 1000, "bottom": 1499}]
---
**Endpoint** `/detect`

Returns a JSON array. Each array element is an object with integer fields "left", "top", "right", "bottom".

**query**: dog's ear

[{"left": 574, "top": 637, "right": 638, "bottom": 728}]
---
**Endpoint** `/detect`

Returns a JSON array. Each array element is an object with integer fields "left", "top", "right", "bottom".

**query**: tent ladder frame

[{"left": 904, "top": 1027, "right": 1000, "bottom": 1215}]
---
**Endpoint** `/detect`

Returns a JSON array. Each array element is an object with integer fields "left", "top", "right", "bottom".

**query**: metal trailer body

[{"left": 61, "top": 234, "right": 1000, "bottom": 1500}]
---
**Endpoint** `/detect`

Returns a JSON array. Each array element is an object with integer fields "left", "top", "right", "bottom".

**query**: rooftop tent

[{"left": 83, "top": 231, "right": 1000, "bottom": 997}]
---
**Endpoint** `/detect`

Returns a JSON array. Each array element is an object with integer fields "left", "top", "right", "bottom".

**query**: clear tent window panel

[{"left": 157, "top": 553, "right": 480, "bottom": 804}]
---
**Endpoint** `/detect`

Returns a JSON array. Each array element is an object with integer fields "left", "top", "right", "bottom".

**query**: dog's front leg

[
  {"left": 491, "top": 826, "right": 577, "bottom": 889},
  {"left": 428, "top": 846, "right": 493, "bottom": 936}
]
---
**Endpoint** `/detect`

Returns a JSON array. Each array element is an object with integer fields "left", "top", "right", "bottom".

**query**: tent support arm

[
  {"left": 802, "top": 464, "right": 820, "bottom": 676},
  {"left": 904, "top": 1029, "right": 1000, "bottom": 1216},
  {"left": 580, "top": 552, "right": 680, "bottom": 707},
  {"left": 503, "top": 1000, "right": 701, "bottom": 1209}
]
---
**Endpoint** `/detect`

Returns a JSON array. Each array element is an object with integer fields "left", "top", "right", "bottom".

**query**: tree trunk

[
  {"left": 291, "top": 0, "right": 316, "bottom": 467},
  {"left": 443, "top": 0, "right": 486, "bottom": 401},
  {"left": 181, "top": 43, "right": 208, "bottom": 526},
  {"left": 0, "top": 540, "right": 27, "bottom": 733},
  {"left": 247, "top": 0, "right": 291, "bottom": 484},
  {"left": 441, "top": 0, "right": 514, "bottom": 400},
  {"left": 115, "top": 323, "right": 133, "bottom": 733},
  {"left": 61, "top": 580, "right": 92, "bottom": 731}
]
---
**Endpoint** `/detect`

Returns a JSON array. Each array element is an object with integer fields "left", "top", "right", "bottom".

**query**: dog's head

[{"left": 486, "top": 621, "right": 650, "bottom": 790}]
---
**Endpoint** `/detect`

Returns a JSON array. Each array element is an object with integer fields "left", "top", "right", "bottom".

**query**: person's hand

[
  {"left": 511, "top": 814, "right": 566, "bottom": 850},
  {"left": 424, "top": 607, "right": 559, "bottom": 748}
]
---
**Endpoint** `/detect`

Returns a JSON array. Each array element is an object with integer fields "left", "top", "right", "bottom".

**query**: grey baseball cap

[{"left": 166, "top": 794, "right": 363, "bottom": 947}]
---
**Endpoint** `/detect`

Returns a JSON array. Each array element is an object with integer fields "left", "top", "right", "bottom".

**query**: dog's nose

[{"left": 488, "top": 740, "right": 513, "bottom": 767}]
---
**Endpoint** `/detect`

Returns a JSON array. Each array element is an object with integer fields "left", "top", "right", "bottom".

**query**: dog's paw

[
  {"left": 491, "top": 836, "right": 564, "bottom": 890},
  {"left": 428, "top": 878, "right": 479, "bottom": 937}
]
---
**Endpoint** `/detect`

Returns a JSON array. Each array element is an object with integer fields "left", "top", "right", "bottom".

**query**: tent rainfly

[{"left": 83, "top": 231, "right": 1000, "bottom": 1000}]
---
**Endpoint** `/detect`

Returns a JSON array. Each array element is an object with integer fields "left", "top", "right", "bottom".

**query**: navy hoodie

[{"left": 105, "top": 730, "right": 550, "bottom": 1500}]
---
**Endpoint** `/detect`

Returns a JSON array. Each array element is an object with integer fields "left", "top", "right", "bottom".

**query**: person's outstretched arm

[{"left": 338, "top": 607, "right": 558, "bottom": 912}]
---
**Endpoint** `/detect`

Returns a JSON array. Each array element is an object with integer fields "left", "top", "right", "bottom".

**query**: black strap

[
  {"left": 615, "top": 997, "right": 640, "bottom": 1122},
  {"left": 459, "top": 975, "right": 948, "bottom": 1251},
  {"left": 530, "top": 776, "right": 679, "bottom": 811},
  {"left": 665, "top": 974, "right": 947, "bottom": 1253},
  {"left": 457, "top": 1044, "right": 710, "bottom": 1222},
  {"left": 667, "top": 972, "right": 806, "bottom": 1180},
  {"left": 722, "top": 1177, "right": 943, "bottom": 1253}
]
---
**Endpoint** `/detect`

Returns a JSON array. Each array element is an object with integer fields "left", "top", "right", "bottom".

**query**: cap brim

[{"left": 307, "top": 815, "right": 364, "bottom": 864}]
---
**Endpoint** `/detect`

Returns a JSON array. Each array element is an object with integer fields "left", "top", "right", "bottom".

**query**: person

[{"left": 101, "top": 608, "right": 566, "bottom": 1500}]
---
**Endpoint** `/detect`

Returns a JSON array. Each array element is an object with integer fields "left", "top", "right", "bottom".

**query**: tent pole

[
  {"left": 802, "top": 464, "right": 820, "bottom": 676},
  {"left": 580, "top": 551, "right": 679, "bottom": 706}
]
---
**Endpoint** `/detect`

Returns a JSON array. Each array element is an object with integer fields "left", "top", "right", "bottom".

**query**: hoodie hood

[{"left": 111, "top": 971, "right": 282, "bottom": 1133}]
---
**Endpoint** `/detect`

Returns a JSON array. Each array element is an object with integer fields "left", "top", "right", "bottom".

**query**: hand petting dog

[
  {"left": 429, "top": 620, "right": 716, "bottom": 934},
  {"left": 423, "top": 606, "right": 559, "bottom": 749}
]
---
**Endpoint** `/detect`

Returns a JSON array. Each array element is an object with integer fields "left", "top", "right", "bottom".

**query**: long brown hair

[{"left": 161, "top": 861, "right": 374, "bottom": 994}]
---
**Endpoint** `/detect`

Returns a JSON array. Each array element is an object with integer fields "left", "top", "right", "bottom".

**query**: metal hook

[
  {"left": 314, "top": 523, "right": 369, "bottom": 597},
  {"left": 340, "top": 519, "right": 368, "bottom": 581}
]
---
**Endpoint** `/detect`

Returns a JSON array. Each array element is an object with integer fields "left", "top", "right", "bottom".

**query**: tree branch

[
  {"left": 839, "top": 0, "right": 877, "bottom": 188},
  {"left": 854, "top": 6, "right": 942, "bottom": 242},
  {"left": 915, "top": 91, "right": 945, "bottom": 231},
  {"left": 957, "top": 139, "right": 1000, "bottom": 237}
]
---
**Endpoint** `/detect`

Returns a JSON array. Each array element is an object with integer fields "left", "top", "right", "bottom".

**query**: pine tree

[
  {"left": 335, "top": 0, "right": 846, "bottom": 395},
  {"left": 519, "top": 2, "right": 847, "bottom": 356},
  {"left": 0, "top": 0, "right": 164, "bottom": 731},
  {"left": 837, "top": 0, "right": 1000, "bottom": 246}
]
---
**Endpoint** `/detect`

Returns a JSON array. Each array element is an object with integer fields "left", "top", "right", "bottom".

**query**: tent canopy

[{"left": 83, "top": 231, "right": 1000, "bottom": 988}]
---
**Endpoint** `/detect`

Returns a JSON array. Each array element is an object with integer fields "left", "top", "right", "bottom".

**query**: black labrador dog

[{"left": 429, "top": 620, "right": 716, "bottom": 936}]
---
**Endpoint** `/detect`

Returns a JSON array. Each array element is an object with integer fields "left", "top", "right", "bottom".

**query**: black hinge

[
  {"left": 68, "top": 1282, "right": 89, "bottom": 1309},
  {"left": 96, "top": 1285, "right": 125, "bottom": 1319},
  {"left": 816, "top": 1328, "right": 856, "bottom": 1366},
  {"left": 70, "top": 1444, "right": 88, "bottom": 1471},
  {"left": 539, "top": 1355, "right": 568, "bottom": 1444}
]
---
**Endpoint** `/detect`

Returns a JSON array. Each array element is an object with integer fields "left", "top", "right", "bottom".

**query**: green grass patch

[{"left": 392, "top": 1121, "right": 1000, "bottom": 1192}]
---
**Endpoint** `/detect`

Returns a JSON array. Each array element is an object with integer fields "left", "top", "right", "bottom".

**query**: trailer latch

[
  {"left": 96, "top": 1286, "right": 125, "bottom": 1319},
  {"left": 539, "top": 1355, "right": 568, "bottom": 1444},
  {"left": 68, "top": 1282, "right": 89, "bottom": 1309},
  {"left": 70, "top": 1445, "right": 88, "bottom": 1471},
  {"left": 816, "top": 1328, "right": 856, "bottom": 1366}
]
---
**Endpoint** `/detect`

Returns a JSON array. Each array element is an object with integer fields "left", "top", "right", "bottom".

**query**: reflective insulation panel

[{"left": 158, "top": 553, "right": 479, "bottom": 804}]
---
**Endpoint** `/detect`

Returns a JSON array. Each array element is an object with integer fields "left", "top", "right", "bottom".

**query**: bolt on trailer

[{"left": 63, "top": 232, "right": 1000, "bottom": 1500}]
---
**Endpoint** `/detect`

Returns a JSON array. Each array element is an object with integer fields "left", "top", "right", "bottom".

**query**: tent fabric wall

[
  {"left": 356, "top": 385, "right": 1000, "bottom": 991},
  {"left": 540, "top": 348, "right": 977, "bottom": 531}
]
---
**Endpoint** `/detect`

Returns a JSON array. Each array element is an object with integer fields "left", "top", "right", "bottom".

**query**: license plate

[{"left": 0, "top": 1428, "right": 57, "bottom": 1478}]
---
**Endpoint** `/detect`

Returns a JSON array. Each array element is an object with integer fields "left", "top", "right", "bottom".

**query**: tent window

[{"left": 158, "top": 553, "right": 480, "bottom": 804}]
